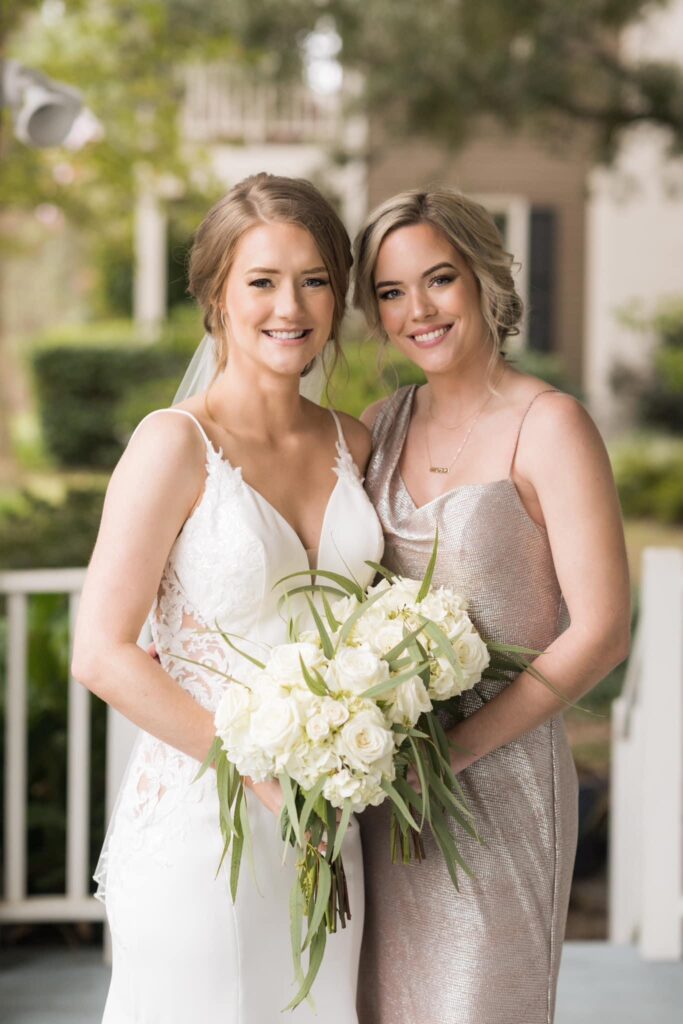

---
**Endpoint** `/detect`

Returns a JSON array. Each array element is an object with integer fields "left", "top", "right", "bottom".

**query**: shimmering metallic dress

[{"left": 358, "top": 386, "right": 579, "bottom": 1024}]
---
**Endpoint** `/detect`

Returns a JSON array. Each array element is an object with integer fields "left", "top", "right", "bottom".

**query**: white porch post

[
  {"left": 133, "top": 176, "right": 167, "bottom": 342},
  {"left": 639, "top": 548, "right": 683, "bottom": 960}
]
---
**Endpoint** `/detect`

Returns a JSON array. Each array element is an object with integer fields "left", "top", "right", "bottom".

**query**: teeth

[
  {"left": 413, "top": 326, "right": 450, "bottom": 343},
  {"left": 265, "top": 330, "right": 307, "bottom": 340}
]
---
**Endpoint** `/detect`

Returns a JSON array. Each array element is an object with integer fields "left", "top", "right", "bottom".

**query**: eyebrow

[
  {"left": 246, "top": 266, "right": 328, "bottom": 275},
  {"left": 375, "top": 262, "right": 457, "bottom": 289}
]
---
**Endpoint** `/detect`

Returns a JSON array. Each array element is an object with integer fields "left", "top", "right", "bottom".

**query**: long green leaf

[
  {"left": 216, "top": 629, "right": 267, "bottom": 670},
  {"left": 321, "top": 590, "right": 340, "bottom": 631},
  {"left": 299, "top": 654, "right": 329, "bottom": 697},
  {"left": 431, "top": 803, "right": 475, "bottom": 880},
  {"left": 408, "top": 737, "right": 430, "bottom": 826},
  {"left": 420, "top": 619, "right": 465, "bottom": 684},
  {"left": 289, "top": 875, "right": 305, "bottom": 990},
  {"left": 279, "top": 774, "right": 303, "bottom": 847},
  {"left": 416, "top": 529, "right": 439, "bottom": 603},
  {"left": 360, "top": 659, "right": 431, "bottom": 700},
  {"left": 239, "top": 789, "right": 259, "bottom": 893},
  {"left": 331, "top": 798, "right": 353, "bottom": 863},
  {"left": 381, "top": 623, "right": 428, "bottom": 664},
  {"left": 299, "top": 778, "right": 326, "bottom": 838},
  {"left": 303, "top": 856, "right": 332, "bottom": 950},
  {"left": 194, "top": 736, "right": 222, "bottom": 782},
  {"left": 305, "top": 595, "right": 335, "bottom": 659},
  {"left": 285, "top": 921, "right": 327, "bottom": 1010},
  {"left": 364, "top": 560, "right": 396, "bottom": 582},
  {"left": 380, "top": 778, "right": 419, "bottom": 831},
  {"left": 276, "top": 568, "right": 364, "bottom": 601}
]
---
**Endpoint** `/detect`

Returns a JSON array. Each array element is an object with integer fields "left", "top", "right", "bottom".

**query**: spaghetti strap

[
  {"left": 129, "top": 407, "right": 215, "bottom": 453},
  {"left": 329, "top": 408, "right": 346, "bottom": 449},
  {"left": 509, "top": 389, "right": 559, "bottom": 474}
]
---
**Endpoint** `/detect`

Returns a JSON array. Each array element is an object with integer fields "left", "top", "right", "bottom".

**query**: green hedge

[
  {"left": 613, "top": 441, "right": 683, "bottom": 524},
  {"left": 32, "top": 346, "right": 188, "bottom": 468}
]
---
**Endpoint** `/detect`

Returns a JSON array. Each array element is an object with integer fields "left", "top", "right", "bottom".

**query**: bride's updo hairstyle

[
  {"left": 188, "top": 172, "right": 352, "bottom": 375},
  {"left": 353, "top": 188, "right": 523, "bottom": 364}
]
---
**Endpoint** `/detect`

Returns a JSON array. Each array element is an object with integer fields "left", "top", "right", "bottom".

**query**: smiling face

[
  {"left": 374, "top": 222, "right": 489, "bottom": 375},
  {"left": 221, "top": 221, "right": 336, "bottom": 380}
]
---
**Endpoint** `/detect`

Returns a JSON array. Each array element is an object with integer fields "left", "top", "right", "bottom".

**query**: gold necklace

[{"left": 425, "top": 391, "right": 495, "bottom": 474}]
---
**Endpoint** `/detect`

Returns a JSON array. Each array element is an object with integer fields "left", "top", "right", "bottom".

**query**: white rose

[
  {"left": 331, "top": 594, "right": 360, "bottom": 623},
  {"left": 232, "top": 746, "right": 273, "bottom": 784},
  {"left": 429, "top": 658, "right": 461, "bottom": 700},
  {"left": 214, "top": 683, "right": 252, "bottom": 746},
  {"left": 386, "top": 676, "right": 432, "bottom": 727},
  {"left": 350, "top": 606, "right": 390, "bottom": 645},
  {"left": 372, "top": 619, "right": 407, "bottom": 656},
  {"left": 249, "top": 695, "right": 302, "bottom": 757},
  {"left": 453, "top": 630, "right": 490, "bottom": 687},
  {"left": 318, "top": 695, "right": 350, "bottom": 729},
  {"left": 337, "top": 708, "right": 394, "bottom": 771},
  {"left": 306, "top": 713, "right": 331, "bottom": 742},
  {"left": 266, "top": 642, "right": 324, "bottom": 684},
  {"left": 357, "top": 768, "right": 390, "bottom": 808},
  {"left": 322, "top": 768, "right": 362, "bottom": 807},
  {"left": 334, "top": 646, "right": 390, "bottom": 694},
  {"left": 417, "top": 591, "right": 449, "bottom": 622},
  {"left": 441, "top": 612, "right": 471, "bottom": 642}
]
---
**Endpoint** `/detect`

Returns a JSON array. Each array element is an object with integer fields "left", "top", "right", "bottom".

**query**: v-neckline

[
  {"left": 241, "top": 471, "right": 341, "bottom": 564},
  {"left": 395, "top": 385, "right": 512, "bottom": 514}
]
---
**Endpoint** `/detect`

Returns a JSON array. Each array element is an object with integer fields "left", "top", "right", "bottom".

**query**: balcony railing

[
  {"left": 181, "top": 64, "right": 346, "bottom": 145},
  {"left": 0, "top": 568, "right": 139, "bottom": 930}
]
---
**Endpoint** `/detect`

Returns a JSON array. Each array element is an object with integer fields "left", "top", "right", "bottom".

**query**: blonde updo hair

[
  {"left": 188, "top": 173, "right": 352, "bottom": 375},
  {"left": 353, "top": 188, "right": 523, "bottom": 355}
]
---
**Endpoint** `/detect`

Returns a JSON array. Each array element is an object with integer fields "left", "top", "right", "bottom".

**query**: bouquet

[{"left": 197, "top": 537, "right": 555, "bottom": 1009}]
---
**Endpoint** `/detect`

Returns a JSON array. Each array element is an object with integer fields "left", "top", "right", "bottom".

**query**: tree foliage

[{"left": 226, "top": 0, "right": 683, "bottom": 159}]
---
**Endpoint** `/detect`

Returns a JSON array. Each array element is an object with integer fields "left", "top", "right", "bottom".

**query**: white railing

[
  {"left": 610, "top": 547, "right": 683, "bottom": 959},
  {"left": 180, "top": 64, "right": 345, "bottom": 145},
  {"left": 0, "top": 568, "right": 138, "bottom": 928}
]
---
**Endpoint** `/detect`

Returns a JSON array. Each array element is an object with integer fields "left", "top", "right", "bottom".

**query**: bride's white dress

[{"left": 95, "top": 407, "right": 384, "bottom": 1023}]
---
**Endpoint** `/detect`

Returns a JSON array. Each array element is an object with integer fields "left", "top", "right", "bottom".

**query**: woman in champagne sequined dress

[{"left": 352, "top": 189, "right": 631, "bottom": 1024}]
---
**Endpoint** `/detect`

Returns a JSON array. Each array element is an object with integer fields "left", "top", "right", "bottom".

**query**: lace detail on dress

[{"left": 333, "top": 439, "right": 364, "bottom": 485}]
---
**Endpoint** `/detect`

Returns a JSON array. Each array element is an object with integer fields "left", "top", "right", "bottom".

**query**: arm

[
  {"left": 73, "top": 413, "right": 285, "bottom": 815},
  {"left": 71, "top": 414, "right": 216, "bottom": 762},
  {"left": 446, "top": 394, "right": 631, "bottom": 772}
]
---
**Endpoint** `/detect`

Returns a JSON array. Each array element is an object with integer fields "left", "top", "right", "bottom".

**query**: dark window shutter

[{"left": 528, "top": 208, "right": 556, "bottom": 352}]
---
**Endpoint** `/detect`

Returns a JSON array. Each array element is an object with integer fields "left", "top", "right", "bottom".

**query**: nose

[
  {"left": 409, "top": 287, "right": 437, "bottom": 321},
  {"left": 274, "top": 280, "right": 305, "bottom": 321}
]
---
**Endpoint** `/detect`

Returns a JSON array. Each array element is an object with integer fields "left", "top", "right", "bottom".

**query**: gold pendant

[{"left": 429, "top": 466, "right": 449, "bottom": 474}]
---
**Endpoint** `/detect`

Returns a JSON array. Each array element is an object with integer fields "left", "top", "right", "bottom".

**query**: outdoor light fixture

[{"left": 0, "top": 58, "right": 83, "bottom": 148}]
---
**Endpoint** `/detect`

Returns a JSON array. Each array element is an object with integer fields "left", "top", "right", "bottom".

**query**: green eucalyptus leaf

[
  {"left": 416, "top": 529, "right": 439, "bottom": 603},
  {"left": 305, "top": 595, "right": 335, "bottom": 659}
]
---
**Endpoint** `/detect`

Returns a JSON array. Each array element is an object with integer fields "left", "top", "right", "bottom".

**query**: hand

[
  {"left": 147, "top": 642, "right": 160, "bottom": 662},
  {"left": 247, "top": 777, "right": 284, "bottom": 817}
]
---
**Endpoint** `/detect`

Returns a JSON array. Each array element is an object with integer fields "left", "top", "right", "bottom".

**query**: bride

[{"left": 72, "top": 173, "right": 383, "bottom": 1022}]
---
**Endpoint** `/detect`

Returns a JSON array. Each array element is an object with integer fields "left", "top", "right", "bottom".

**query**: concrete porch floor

[{"left": 0, "top": 942, "right": 681, "bottom": 1022}]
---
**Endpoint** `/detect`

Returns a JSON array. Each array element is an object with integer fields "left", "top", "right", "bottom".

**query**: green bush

[
  {"left": 32, "top": 346, "right": 188, "bottom": 468},
  {"left": 613, "top": 441, "right": 683, "bottom": 524},
  {"left": 0, "top": 486, "right": 106, "bottom": 570}
]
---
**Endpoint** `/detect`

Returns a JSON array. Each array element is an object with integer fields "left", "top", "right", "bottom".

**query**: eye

[
  {"left": 429, "top": 274, "right": 456, "bottom": 287},
  {"left": 303, "top": 277, "right": 330, "bottom": 288},
  {"left": 378, "top": 288, "right": 402, "bottom": 301},
  {"left": 249, "top": 278, "right": 274, "bottom": 288}
]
